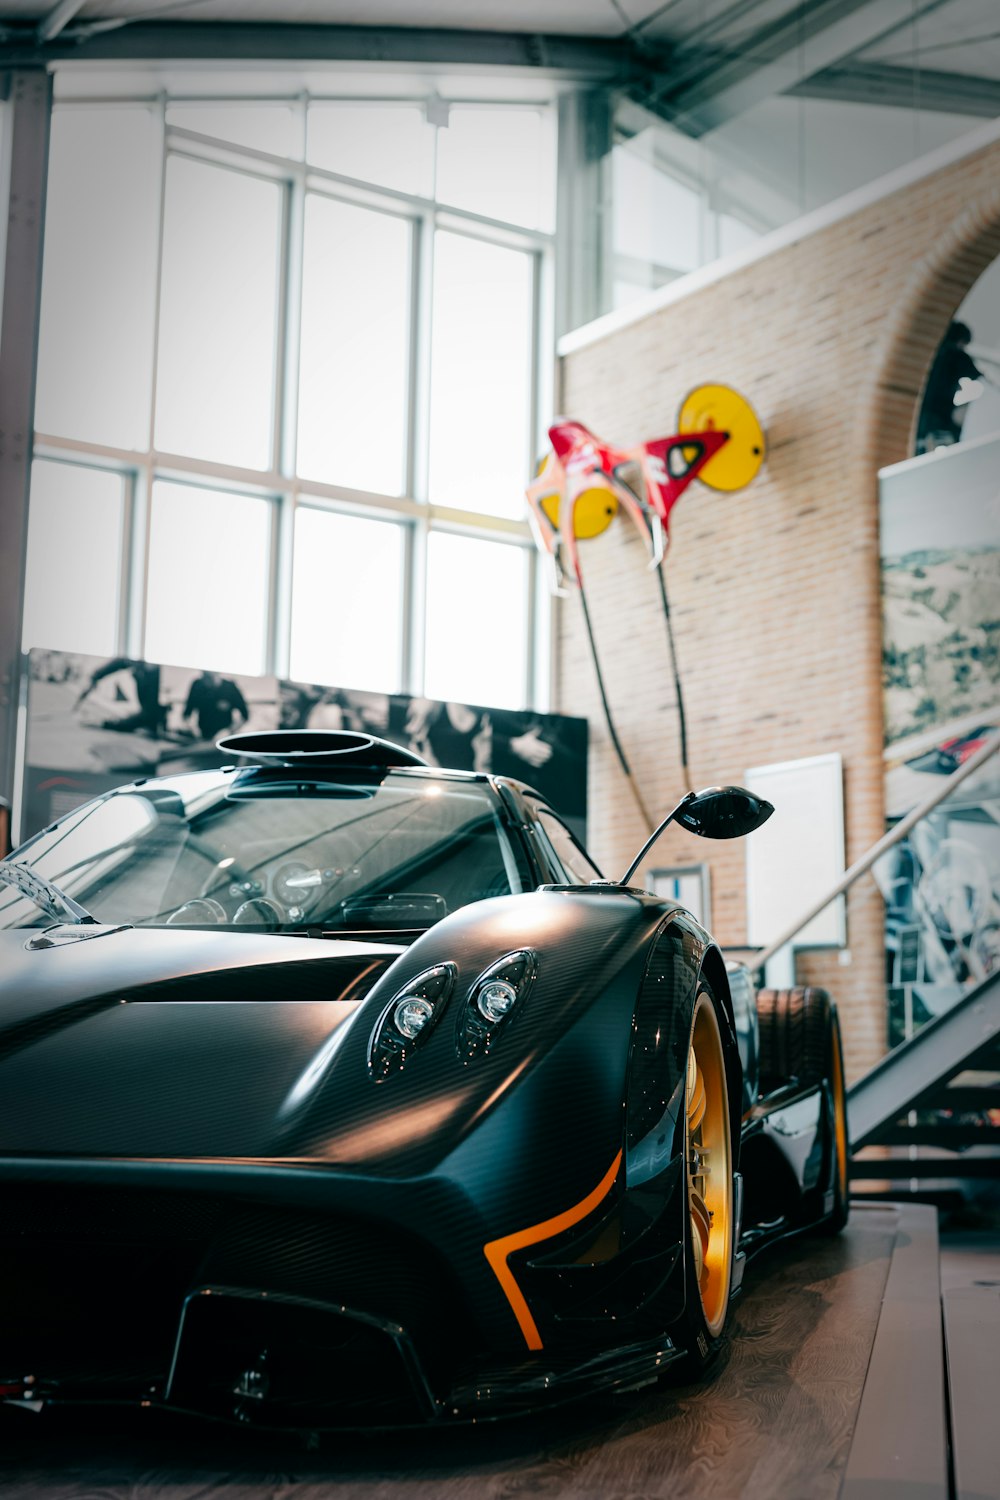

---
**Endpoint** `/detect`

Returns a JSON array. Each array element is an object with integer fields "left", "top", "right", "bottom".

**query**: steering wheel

[{"left": 165, "top": 898, "right": 228, "bottom": 926}]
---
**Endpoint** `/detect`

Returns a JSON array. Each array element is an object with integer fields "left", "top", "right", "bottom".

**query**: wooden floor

[{"left": 0, "top": 1207, "right": 900, "bottom": 1500}]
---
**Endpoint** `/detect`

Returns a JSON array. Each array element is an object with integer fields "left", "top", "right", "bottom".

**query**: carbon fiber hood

[
  {"left": 0, "top": 927, "right": 404, "bottom": 1158},
  {"left": 0, "top": 890, "right": 685, "bottom": 1180}
]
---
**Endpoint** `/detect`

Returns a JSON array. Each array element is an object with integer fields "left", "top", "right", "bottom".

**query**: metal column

[
  {"left": 555, "top": 89, "right": 612, "bottom": 340},
  {"left": 0, "top": 68, "right": 51, "bottom": 811}
]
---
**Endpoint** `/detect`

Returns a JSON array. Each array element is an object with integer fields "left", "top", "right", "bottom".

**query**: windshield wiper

[{"left": 0, "top": 861, "right": 98, "bottom": 926}]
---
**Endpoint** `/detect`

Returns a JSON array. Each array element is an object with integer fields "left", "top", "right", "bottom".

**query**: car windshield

[{"left": 0, "top": 769, "right": 530, "bottom": 934}]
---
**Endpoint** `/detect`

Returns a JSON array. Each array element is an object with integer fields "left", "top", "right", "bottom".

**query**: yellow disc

[
  {"left": 677, "top": 383, "right": 765, "bottom": 492},
  {"left": 540, "top": 480, "right": 618, "bottom": 539},
  {"left": 571, "top": 486, "right": 619, "bottom": 539}
]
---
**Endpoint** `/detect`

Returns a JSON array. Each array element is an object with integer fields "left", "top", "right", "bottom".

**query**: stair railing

[{"left": 753, "top": 729, "right": 1000, "bottom": 975}]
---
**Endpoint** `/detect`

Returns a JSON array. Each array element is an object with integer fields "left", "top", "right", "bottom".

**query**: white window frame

[{"left": 31, "top": 89, "right": 557, "bottom": 711}]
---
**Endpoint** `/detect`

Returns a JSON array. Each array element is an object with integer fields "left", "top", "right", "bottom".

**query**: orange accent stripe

[{"left": 483, "top": 1150, "right": 623, "bottom": 1351}]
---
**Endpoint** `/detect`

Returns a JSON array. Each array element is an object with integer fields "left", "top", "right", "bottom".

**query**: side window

[{"left": 532, "top": 805, "right": 603, "bottom": 884}]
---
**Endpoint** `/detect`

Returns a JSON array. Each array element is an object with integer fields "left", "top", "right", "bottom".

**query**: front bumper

[{"left": 0, "top": 1155, "right": 683, "bottom": 1427}]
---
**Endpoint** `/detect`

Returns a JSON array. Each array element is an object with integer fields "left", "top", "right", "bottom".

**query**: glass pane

[
  {"left": 289, "top": 507, "right": 404, "bottom": 692},
  {"left": 428, "top": 232, "right": 533, "bottom": 519},
  {"left": 35, "top": 107, "right": 158, "bottom": 450},
  {"left": 612, "top": 143, "right": 701, "bottom": 284},
  {"left": 718, "top": 211, "right": 760, "bottom": 258},
  {"left": 297, "top": 194, "right": 410, "bottom": 495},
  {"left": 435, "top": 107, "right": 555, "bottom": 230},
  {"left": 307, "top": 104, "right": 434, "bottom": 196},
  {"left": 600, "top": 90, "right": 981, "bottom": 323},
  {"left": 166, "top": 102, "right": 297, "bottom": 157},
  {"left": 22, "top": 461, "right": 123, "bottom": 656},
  {"left": 155, "top": 157, "right": 281, "bottom": 470},
  {"left": 424, "top": 531, "right": 527, "bottom": 709},
  {"left": 144, "top": 481, "right": 271, "bottom": 675}
]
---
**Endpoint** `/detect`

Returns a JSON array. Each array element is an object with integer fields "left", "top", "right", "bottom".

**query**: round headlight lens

[
  {"left": 476, "top": 979, "right": 519, "bottom": 1024},
  {"left": 393, "top": 995, "right": 435, "bottom": 1040}
]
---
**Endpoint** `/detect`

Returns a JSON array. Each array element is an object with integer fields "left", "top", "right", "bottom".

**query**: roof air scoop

[{"left": 216, "top": 730, "right": 428, "bottom": 769}]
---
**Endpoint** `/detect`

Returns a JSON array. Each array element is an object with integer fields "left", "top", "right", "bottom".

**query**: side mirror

[
  {"left": 619, "top": 784, "right": 774, "bottom": 887},
  {"left": 676, "top": 785, "right": 774, "bottom": 840}
]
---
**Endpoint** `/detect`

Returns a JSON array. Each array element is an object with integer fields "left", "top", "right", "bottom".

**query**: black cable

[
  {"left": 656, "top": 565, "right": 692, "bottom": 792},
  {"left": 578, "top": 581, "right": 654, "bottom": 831}
]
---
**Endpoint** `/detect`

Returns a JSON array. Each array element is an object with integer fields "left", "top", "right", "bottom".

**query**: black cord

[
  {"left": 656, "top": 565, "right": 692, "bottom": 792},
  {"left": 579, "top": 582, "right": 654, "bottom": 831}
]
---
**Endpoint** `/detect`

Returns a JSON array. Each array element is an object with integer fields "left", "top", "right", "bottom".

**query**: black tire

[
  {"left": 756, "top": 985, "right": 831, "bottom": 1090},
  {"left": 823, "top": 1005, "right": 850, "bottom": 1234},
  {"left": 670, "top": 980, "right": 737, "bottom": 1378},
  {"left": 756, "top": 986, "right": 849, "bottom": 1233}
]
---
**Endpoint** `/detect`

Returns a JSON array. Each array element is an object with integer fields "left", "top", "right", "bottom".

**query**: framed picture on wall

[{"left": 647, "top": 863, "right": 711, "bottom": 927}]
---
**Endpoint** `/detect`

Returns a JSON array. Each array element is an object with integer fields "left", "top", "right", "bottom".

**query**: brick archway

[{"left": 868, "top": 183, "right": 1000, "bottom": 472}]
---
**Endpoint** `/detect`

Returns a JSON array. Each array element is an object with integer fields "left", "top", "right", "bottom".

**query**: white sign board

[
  {"left": 648, "top": 864, "right": 711, "bottom": 927},
  {"left": 745, "top": 753, "right": 846, "bottom": 949}
]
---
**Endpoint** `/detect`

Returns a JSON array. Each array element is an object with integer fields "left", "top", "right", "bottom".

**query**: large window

[
  {"left": 289, "top": 507, "right": 405, "bottom": 692},
  {"left": 22, "top": 460, "right": 125, "bottom": 658},
  {"left": 143, "top": 481, "right": 273, "bottom": 676},
  {"left": 424, "top": 530, "right": 530, "bottom": 708},
  {"left": 35, "top": 107, "right": 159, "bottom": 450},
  {"left": 428, "top": 232, "right": 535, "bottom": 520},
  {"left": 29, "top": 91, "right": 556, "bottom": 711},
  {"left": 154, "top": 157, "right": 283, "bottom": 471},
  {"left": 297, "top": 195, "right": 411, "bottom": 495}
]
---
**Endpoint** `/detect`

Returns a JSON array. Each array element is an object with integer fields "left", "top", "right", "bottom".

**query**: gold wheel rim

[
  {"left": 687, "top": 991, "right": 733, "bottom": 1338},
  {"left": 831, "top": 1013, "right": 849, "bottom": 1204}
]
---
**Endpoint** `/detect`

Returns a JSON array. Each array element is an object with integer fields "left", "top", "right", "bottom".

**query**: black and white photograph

[
  {"left": 23, "top": 649, "right": 278, "bottom": 832},
  {"left": 881, "top": 434, "right": 1000, "bottom": 746},
  {"left": 279, "top": 680, "right": 589, "bottom": 835}
]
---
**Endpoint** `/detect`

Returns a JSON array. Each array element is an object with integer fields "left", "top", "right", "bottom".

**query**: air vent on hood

[
  {"left": 216, "top": 730, "right": 427, "bottom": 770},
  {"left": 120, "top": 955, "right": 400, "bottom": 1007}
]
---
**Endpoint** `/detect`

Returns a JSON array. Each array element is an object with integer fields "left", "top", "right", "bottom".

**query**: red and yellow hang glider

[{"left": 526, "top": 384, "right": 765, "bottom": 590}]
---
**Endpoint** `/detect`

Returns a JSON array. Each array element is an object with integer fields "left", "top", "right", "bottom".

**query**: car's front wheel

[{"left": 672, "top": 983, "right": 736, "bottom": 1374}]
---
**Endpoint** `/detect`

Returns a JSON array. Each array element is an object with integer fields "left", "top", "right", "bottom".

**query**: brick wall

[{"left": 556, "top": 138, "right": 1000, "bottom": 1081}]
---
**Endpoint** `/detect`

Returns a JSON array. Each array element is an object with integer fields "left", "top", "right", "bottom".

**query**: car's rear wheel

[
  {"left": 824, "top": 1004, "right": 850, "bottom": 1233},
  {"left": 756, "top": 986, "right": 849, "bottom": 1232},
  {"left": 673, "top": 983, "right": 735, "bottom": 1374}
]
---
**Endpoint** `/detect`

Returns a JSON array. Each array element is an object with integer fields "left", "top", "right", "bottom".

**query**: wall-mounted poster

[
  {"left": 881, "top": 435, "right": 1000, "bottom": 745},
  {"left": 879, "top": 436, "right": 1000, "bottom": 1046},
  {"left": 277, "top": 681, "right": 588, "bottom": 839},
  {"left": 22, "top": 651, "right": 279, "bottom": 834},
  {"left": 877, "top": 719, "right": 1000, "bottom": 1047},
  {"left": 22, "top": 651, "right": 589, "bottom": 844}
]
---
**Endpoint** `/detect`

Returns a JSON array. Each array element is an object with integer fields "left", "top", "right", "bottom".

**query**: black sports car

[{"left": 0, "top": 730, "right": 849, "bottom": 1428}]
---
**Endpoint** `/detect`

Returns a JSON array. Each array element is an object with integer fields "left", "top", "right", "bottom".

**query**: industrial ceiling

[{"left": 1, "top": 0, "right": 998, "bottom": 133}]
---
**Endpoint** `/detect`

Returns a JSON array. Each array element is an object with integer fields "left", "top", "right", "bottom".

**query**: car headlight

[
  {"left": 368, "top": 962, "right": 457, "bottom": 1080},
  {"left": 459, "top": 950, "right": 538, "bottom": 1060}
]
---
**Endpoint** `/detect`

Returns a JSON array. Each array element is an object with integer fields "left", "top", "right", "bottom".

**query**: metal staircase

[
  {"left": 848, "top": 966, "right": 1000, "bottom": 1185},
  {"left": 752, "top": 729, "right": 1000, "bottom": 1195}
]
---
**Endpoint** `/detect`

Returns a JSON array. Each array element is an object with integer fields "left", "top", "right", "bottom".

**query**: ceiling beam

[
  {"left": 789, "top": 61, "right": 1000, "bottom": 119},
  {"left": 0, "top": 19, "right": 668, "bottom": 82},
  {"left": 35, "top": 0, "right": 88, "bottom": 46},
  {"left": 645, "top": 0, "right": 955, "bottom": 136}
]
